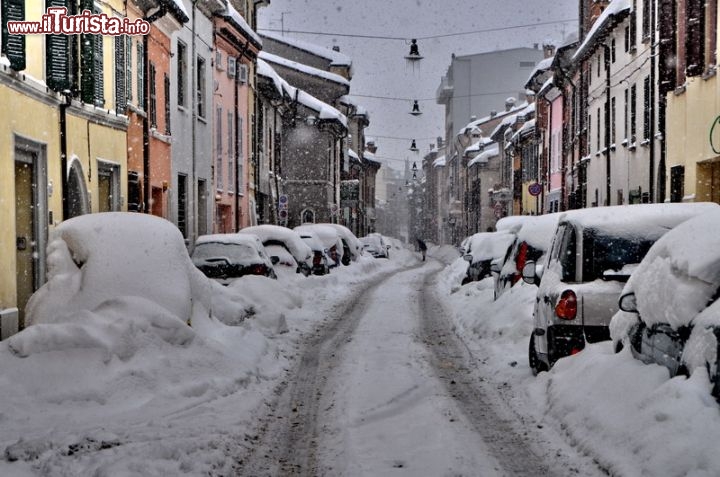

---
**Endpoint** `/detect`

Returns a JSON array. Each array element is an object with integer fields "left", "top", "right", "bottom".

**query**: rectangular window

[
  {"left": 624, "top": 88, "right": 629, "bottom": 140},
  {"left": 630, "top": 84, "right": 637, "bottom": 142},
  {"left": 97, "top": 161, "right": 120, "bottom": 212},
  {"left": 643, "top": 76, "right": 651, "bottom": 141},
  {"left": 177, "top": 41, "right": 187, "bottom": 107},
  {"left": 137, "top": 42, "right": 144, "bottom": 110},
  {"left": 126, "top": 36, "right": 133, "bottom": 103},
  {"left": 611, "top": 38, "right": 616, "bottom": 63},
  {"left": 629, "top": 0, "right": 637, "bottom": 50},
  {"left": 216, "top": 107, "right": 223, "bottom": 191},
  {"left": 164, "top": 73, "right": 171, "bottom": 134},
  {"left": 46, "top": 0, "right": 69, "bottom": 92},
  {"left": 686, "top": 0, "right": 706, "bottom": 76},
  {"left": 149, "top": 62, "right": 157, "bottom": 128},
  {"left": 597, "top": 107, "right": 601, "bottom": 151},
  {"left": 197, "top": 56, "right": 206, "bottom": 118},
  {"left": 670, "top": 165, "right": 685, "bottom": 202},
  {"left": 611, "top": 96, "right": 616, "bottom": 145},
  {"left": 642, "top": 0, "right": 652, "bottom": 39},
  {"left": 624, "top": 26, "right": 630, "bottom": 52},
  {"left": 128, "top": 170, "right": 141, "bottom": 212},
  {"left": 597, "top": 50, "right": 602, "bottom": 77},
  {"left": 228, "top": 111, "right": 234, "bottom": 193},
  {"left": 177, "top": 173, "right": 188, "bottom": 237},
  {"left": 114, "top": 35, "right": 126, "bottom": 113},
  {"left": 2, "top": 0, "right": 26, "bottom": 70}
]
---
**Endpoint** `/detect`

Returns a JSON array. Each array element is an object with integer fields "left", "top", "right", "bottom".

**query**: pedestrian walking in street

[{"left": 417, "top": 238, "right": 427, "bottom": 261}]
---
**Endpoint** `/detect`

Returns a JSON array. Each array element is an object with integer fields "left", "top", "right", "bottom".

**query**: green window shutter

[
  {"left": 45, "top": 0, "right": 69, "bottom": 91},
  {"left": 79, "top": 0, "right": 94, "bottom": 104},
  {"left": 114, "top": 35, "right": 126, "bottom": 113},
  {"left": 126, "top": 36, "right": 132, "bottom": 102},
  {"left": 93, "top": 28, "right": 104, "bottom": 106},
  {"left": 2, "top": 0, "right": 26, "bottom": 71},
  {"left": 137, "top": 42, "right": 144, "bottom": 110}
]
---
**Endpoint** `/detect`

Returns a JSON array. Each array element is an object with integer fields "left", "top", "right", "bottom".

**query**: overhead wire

[{"left": 257, "top": 18, "right": 576, "bottom": 42}]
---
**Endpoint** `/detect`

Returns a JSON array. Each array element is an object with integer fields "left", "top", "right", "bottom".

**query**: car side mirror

[
  {"left": 522, "top": 261, "right": 537, "bottom": 284},
  {"left": 463, "top": 254, "right": 473, "bottom": 262},
  {"left": 270, "top": 256, "right": 280, "bottom": 265},
  {"left": 619, "top": 292, "right": 638, "bottom": 313}
]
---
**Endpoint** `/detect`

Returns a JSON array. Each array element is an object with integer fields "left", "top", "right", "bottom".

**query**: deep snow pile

[
  {"left": 436, "top": 262, "right": 720, "bottom": 476},
  {"left": 0, "top": 215, "right": 412, "bottom": 476}
]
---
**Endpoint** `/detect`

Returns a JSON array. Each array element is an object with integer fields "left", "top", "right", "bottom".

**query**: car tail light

[
  {"left": 555, "top": 290, "right": 577, "bottom": 320},
  {"left": 251, "top": 264, "right": 266, "bottom": 275}
]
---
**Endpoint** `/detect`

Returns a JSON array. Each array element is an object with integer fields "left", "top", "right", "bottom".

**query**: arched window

[
  {"left": 301, "top": 208, "right": 315, "bottom": 224},
  {"left": 67, "top": 158, "right": 89, "bottom": 218}
]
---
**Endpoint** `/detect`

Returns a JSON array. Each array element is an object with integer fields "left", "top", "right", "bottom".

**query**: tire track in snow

[
  {"left": 418, "top": 269, "right": 608, "bottom": 477},
  {"left": 233, "top": 266, "right": 416, "bottom": 476}
]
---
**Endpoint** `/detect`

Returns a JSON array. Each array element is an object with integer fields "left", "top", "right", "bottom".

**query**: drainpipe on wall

[
  {"left": 604, "top": 44, "right": 612, "bottom": 206},
  {"left": 59, "top": 93, "right": 71, "bottom": 220},
  {"left": 649, "top": 1, "right": 657, "bottom": 202}
]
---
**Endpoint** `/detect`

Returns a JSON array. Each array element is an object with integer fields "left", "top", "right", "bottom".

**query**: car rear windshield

[
  {"left": 192, "top": 242, "right": 259, "bottom": 263},
  {"left": 582, "top": 230, "right": 655, "bottom": 281}
]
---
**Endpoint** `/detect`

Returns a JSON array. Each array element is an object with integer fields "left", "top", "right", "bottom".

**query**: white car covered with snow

[
  {"left": 239, "top": 224, "right": 314, "bottom": 276},
  {"left": 294, "top": 224, "right": 344, "bottom": 268},
  {"left": 524, "top": 203, "right": 719, "bottom": 374},
  {"left": 611, "top": 207, "right": 720, "bottom": 401}
]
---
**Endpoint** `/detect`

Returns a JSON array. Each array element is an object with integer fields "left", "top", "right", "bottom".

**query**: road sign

[
  {"left": 279, "top": 194, "right": 288, "bottom": 205},
  {"left": 528, "top": 182, "right": 542, "bottom": 196}
]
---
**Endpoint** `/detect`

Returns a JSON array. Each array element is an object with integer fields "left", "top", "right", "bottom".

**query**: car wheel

[{"left": 529, "top": 332, "right": 547, "bottom": 376}]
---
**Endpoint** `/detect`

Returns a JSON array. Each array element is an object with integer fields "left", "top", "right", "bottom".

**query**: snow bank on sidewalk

[{"left": 436, "top": 258, "right": 720, "bottom": 476}]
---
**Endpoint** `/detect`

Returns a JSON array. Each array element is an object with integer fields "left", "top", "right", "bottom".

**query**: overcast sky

[{"left": 257, "top": 0, "right": 577, "bottom": 170}]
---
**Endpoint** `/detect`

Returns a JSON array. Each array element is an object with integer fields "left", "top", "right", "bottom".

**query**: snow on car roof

[
  {"left": 558, "top": 202, "right": 720, "bottom": 239},
  {"left": 239, "top": 225, "right": 312, "bottom": 263},
  {"left": 294, "top": 224, "right": 344, "bottom": 259},
  {"left": 516, "top": 213, "right": 562, "bottom": 251},
  {"left": 467, "top": 231, "right": 516, "bottom": 262},
  {"left": 195, "top": 233, "right": 263, "bottom": 248},
  {"left": 324, "top": 223, "right": 362, "bottom": 257},
  {"left": 495, "top": 215, "right": 534, "bottom": 234},
  {"left": 623, "top": 208, "right": 720, "bottom": 329}
]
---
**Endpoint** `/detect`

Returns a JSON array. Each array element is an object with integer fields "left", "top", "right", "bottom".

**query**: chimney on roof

[
  {"left": 505, "top": 97, "right": 517, "bottom": 111},
  {"left": 332, "top": 46, "right": 340, "bottom": 52},
  {"left": 365, "top": 140, "right": 378, "bottom": 154},
  {"left": 470, "top": 115, "right": 477, "bottom": 122},
  {"left": 490, "top": 110, "right": 497, "bottom": 118},
  {"left": 543, "top": 43, "right": 555, "bottom": 58},
  {"left": 533, "top": 43, "right": 539, "bottom": 50}
]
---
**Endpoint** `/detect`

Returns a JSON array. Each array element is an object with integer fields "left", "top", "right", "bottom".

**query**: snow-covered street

[{"left": 2, "top": 235, "right": 720, "bottom": 476}]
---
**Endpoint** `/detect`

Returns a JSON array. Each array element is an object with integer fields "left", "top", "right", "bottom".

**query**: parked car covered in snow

[
  {"left": 460, "top": 231, "right": 515, "bottom": 285},
  {"left": 293, "top": 228, "right": 331, "bottom": 275},
  {"left": 524, "top": 203, "right": 719, "bottom": 374},
  {"left": 191, "top": 234, "right": 278, "bottom": 285},
  {"left": 360, "top": 233, "right": 390, "bottom": 259},
  {"left": 238, "top": 225, "right": 314, "bottom": 276},
  {"left": 494, "top": 213, "right": 561, "bottom": 299},
  {"left": 611, "top": 207, "right": 720, "bottom": 400},
  {"left": 323, "top": 223, "right": 363, "bottom": 265},
  {"left": 294, "top": 224, "right": 344, "bottom": 268}
]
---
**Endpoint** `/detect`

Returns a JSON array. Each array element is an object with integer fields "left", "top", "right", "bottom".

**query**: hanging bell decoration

[
  {"left": 405, "top": 39, "right": 423, "bottom": 61},
  {"left": 409, "top": 100, "right": 422, "bottom": 116},
  {"left": 409, "top": 139, "right": 419, "bottom": 152}
]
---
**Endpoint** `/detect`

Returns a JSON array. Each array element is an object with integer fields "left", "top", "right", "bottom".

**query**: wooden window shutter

[
  {"left": 1, "top": 0, "right": 26, "bottom": 71},
  {"left": 93, "top": 25, "right": 104, "bottom": 106},
  {"left": 137, "top": 42, "right": 144, "bottom": 110},
  {"left": 114, "top": 35, "right": 126, "bottom": 113},
  {"left": 164, "top": 73, "right": 171, "bottom": 134},
  {"left": 79, "top": 0, "right": 95, "bottom": 104},
  {"left": 149, "top": 62, "right": 156, "bottom": 127},
  {"left": 46, "top": 0, "right": 70, "bottom": 91},
  {"left": 126, "top": 37, "right": 133, "bottom": 102},
  {"left": 658, "top": 0, "right": 677, "bottom": 94}
]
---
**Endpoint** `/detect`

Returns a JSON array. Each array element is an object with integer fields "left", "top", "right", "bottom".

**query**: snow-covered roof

[
  {"left": 490, "top": 101, "right": 532, "bottom": 139},
  {"left": 363, "top": 150, "right": 380, "bottom": 164},
  {"left": 260, "top": 30, "right": 352, "bottom": 67},
  {"left": 468, "top": 144, "right": 499, "bottom": 167},
  {"left": 296, "top": 89, "right": 348, "bottom": 128},
  {"left": 526, "top": 56, "right": 554, "bottom": 84},
  {"left": 256, "top": 58, "right": 347, "bottom": 128},
  {"left": 259, "top": 51, "right": 350, "bottom": 87},
  {"left": 339, "top": 95, "right": 370, "bottom": 119},
  {"left": 257, "top": 58, "right": 292, "bottom": 97},
  {"left": 166, "top": 0, "right": 189, "bottom": 22},
  {"left": 464, "top": 137, "right": 494, "bottom": 155},
  {"left": 511, "top": 118, "right": 536, "bottom": 143},
  {"left": 432, "top": 154, "right": 446, "bottom": 167},
  {"left": 538, "top": 75, "right": 556, "bottom": 97},
  {"left": 224, "top": 4, "right": 262, "bottom": 47},
  {"left": 573, "top": 0, "right": 632, "bottom": 61},
  {"left": 348, "top": 148, "right": 360, "bottom": 161}
]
